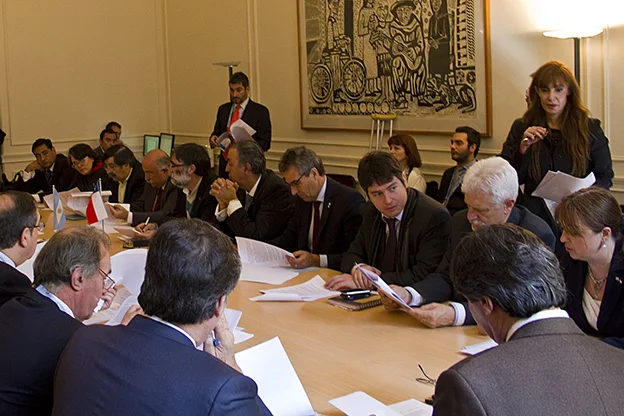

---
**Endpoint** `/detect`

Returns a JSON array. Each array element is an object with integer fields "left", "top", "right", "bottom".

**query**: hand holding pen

[{"left": 203, "top": 314, "right": 241, "bottom": 372}]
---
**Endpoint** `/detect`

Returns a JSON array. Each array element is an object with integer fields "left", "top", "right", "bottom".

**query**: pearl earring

[{"left": 603, "top": 242, "right": 607, "bottom": 248}]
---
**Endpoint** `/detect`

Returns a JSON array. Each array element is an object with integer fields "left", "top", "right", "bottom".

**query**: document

[
  {"left": 460, "top": 339, "right": 498, "bottom": 355},
  {"left": 234, "top": 328, "right": 254, "bottom": 344},
  {"left": 236, "top": 337, "right": 315, "bottom": 416},
  {"left": 388, "top": 399, "right": 432, "bottom": 416},
  {"left": 250, "top": 275, "right": 338, "bottom": 302},
  {"left": 355, "top": 265, "right": 411, "bottom": 309},
  {"left": 105, "top": 294, "right": 139, "bottom": 326},
  {"left": 329, "top": 391, "right": 402, "bottom": 416},
  {"left": 225, "top": 308, "right": 242, "bottom": 331},
  {"left": 43, "top": 187, "right": 82, "bottom": 215},
  {"left": 113, "top": 225, "right": 140, "bottom": 238},
  {"left": 236, "top": 237, "right": 295, "bottom": 267},
  {"left": 239, "top": 263, "right": 299, "bottom": 285},
  {"left": 82, "top": 286, "right": 134, "bottom": 325},
  {"left": 532, "top": 171, "right": 596, "bottom": 216},
  {"left": 230, "top": 119, "right": 257, "bottom": 137}
]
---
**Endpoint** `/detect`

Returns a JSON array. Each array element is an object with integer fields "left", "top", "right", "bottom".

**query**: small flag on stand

[
  {"left": 52, "top": 186, "right": 66, "bottom": 231},
  {"left": 86, "top": 181, "right": 108, "bottom": 225}
]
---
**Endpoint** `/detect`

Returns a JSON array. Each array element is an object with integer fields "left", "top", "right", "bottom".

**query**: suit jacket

[
  {"left": 129, "top": 178, "right": 186, "bottom": 226},
  {"left": 108, "top": 165, "right": 146, "bottom": 205},
  {"left": 69, "top": 162, "right": 109, "bottom": 192},
  {"left": 20, "top": 154, "right": 75, "bottom": 195},
  {"left": 269, "top": 177, "right": 365, "bottom": 270},
  {"left": 559, "top": 246, "right": 624, "bottom": 348},
  {"left": 212, "top": 99, "right": 272, "bottom": 177},
  {"left": 221, "top": 170, "right": 295, "bottom": 242},
  {"left": 92, "top": 145, "right": 105, "bottom": 161},
  {"left": 433, "top": 318, "right": 624, "bottom": 416},
  {"left": 0, "top": 290, "right": 83, "bottom": 416},
  {"left": 52, "top": 316, "right": 271, "bottom": 416},
  {"left": 436, "top": 165, "right": 467, "bottom": 216},
  {"left": 412, "top": 205, "right": 555, "bottom": 325},
  {"left": 189, "top": 172, "right": 219, "bottom": 225},
  {"left": 341, "top": 188, "right": 451, "bottom": 286},
  {"left": 0, "top": 262, "right": 33, "bottom": 308}
]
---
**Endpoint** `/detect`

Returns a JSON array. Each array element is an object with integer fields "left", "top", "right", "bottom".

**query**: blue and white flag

[{"left": 53, "top": 186, "right": 66, "bottom": 231}]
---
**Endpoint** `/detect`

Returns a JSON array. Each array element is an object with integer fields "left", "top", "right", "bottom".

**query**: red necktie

[
  {"left": 228, "top": 105, "right": 241, "bottom": 130},
  {"left": 152, "top": 188, "right": 163, "bottom": 211},
  {"left": 312, "top": 201, "right": 322, "bottom": 253}
]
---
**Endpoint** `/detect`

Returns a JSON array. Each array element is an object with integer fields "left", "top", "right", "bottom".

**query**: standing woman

[
  {"left": 500, "top": 61, "right": 613, "bottom": 229},
  {"left": 388, "top": 134, "right": 427, "bottom": 193},
  {"left": 68, "top": 144, "right": 108, "bottom": 191},
  {"left": 555, "top": 187, "right": 624, "bottom": 349}
]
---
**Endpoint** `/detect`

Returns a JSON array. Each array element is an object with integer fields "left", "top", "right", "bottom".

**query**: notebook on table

[{"left": 327, "top": 294, "right": 382, "bottom": 311}]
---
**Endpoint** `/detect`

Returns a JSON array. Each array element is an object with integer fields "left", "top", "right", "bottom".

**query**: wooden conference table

[{"left": 40, "top": 211, "right": 486, "bottom": 415}]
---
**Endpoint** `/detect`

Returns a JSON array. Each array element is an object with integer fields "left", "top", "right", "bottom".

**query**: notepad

[{"left": 327, "top": 294, "right": 382, "bottom": 311}]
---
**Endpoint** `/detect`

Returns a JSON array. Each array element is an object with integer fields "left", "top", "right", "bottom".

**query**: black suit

[
  {"left": 341, "top": 188, "right": 451, "bottom": 286},
  {"left": 436, "top": 165, "right": 467, "bottom": 216},
  {"left": 69, "top": 162, "right": 109, "bottom": 192},
  {"left": 0, "top": 290, "right": 83, "bottom": 416},
  {"left": 20, "top": 154, "right": 75, "bottom": 195},
  {"left": 188, "top": 172, "right": 219, "bottom": 225},
  {"left": 559, "top": 246, "right": 624, "bottom": 349},
  {"left": 0, "top": 262, "right": 32, "bottom": 308},
  {"left": 220, "top": 170, "right": 294, "bottom": 242},
  {"left": 411, "top": 205, "right": 555, "bottom": 325},
  {"left": 269, "top": 177, "right": 365, "bottom": 270},
  {"left": 108, "top": 165, "right": 146, "bottom": 205},
  {"left": 211, "top": 99, "right": 272, "bottom": 177},
  {"left": 129, "top": 178, "right": 186, "bottom": 226}
]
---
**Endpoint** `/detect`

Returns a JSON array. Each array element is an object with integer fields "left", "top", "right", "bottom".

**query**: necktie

[
  {"left": 228, "top": 105, "right": 242, "bottom": 129},
  {"left": 45, "top": 170, "right": 52, "bottom": 187},
  {"left": 381, "top": 218, "right": 398, "bottom": 273},
  {"left": 152, "top": 188, "right": 163, "bottom": 211},
  {"left": 312, "top": 201, "right": 322, "bottom": 253},
  {"left": 444, "top": 166, "right": 465, "bottom": 206},
  {"left": 244, "top": 193, "right": 253, "bottom": 211}
]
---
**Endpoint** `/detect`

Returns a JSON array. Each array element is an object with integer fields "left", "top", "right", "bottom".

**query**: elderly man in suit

[
  {"left": 52, "top": 219, "right": 271, "bottom": 416},
  {"left": 0, "top": 191, "right": 41, "bottom": 307},
  {"left": 433, "top": 224, "right": 624, "bottom": 415},
  {"left": 108, "top": 149, "right": 185, "bottom": 226},
  {"left": 19, "top": 138, "right": 75, "bottom": 195},
  {"left": 211, "top": 140, "right": 294, "bottom": 242},
  {"left": 209, "top": 72, "right": 271, "bottom": 178},
  {"left": 103, "top": 145, "right": 145, "bottom": 205},
  {"left": 270, "top": 146, "right": 365, "bottom": 270}
]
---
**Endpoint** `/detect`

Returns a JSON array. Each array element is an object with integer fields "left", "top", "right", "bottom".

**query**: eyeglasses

[
  {"left": 98, "top": 268, "right": 117, "bottom": 290},
  {"left": 415, "top": 364, "right": 437, "bottom": 386},
  {"left": 71, "top": 156, "right": 88, "bottom": 168},
  {"left": 170, "top": 162, "right": 186, "bottom": 169},
  {"left": 285, "top": 172, "right": 307, "bottom": 188},
  {"left": 30, "top": 221, "right": 45, "bottom": 232}
]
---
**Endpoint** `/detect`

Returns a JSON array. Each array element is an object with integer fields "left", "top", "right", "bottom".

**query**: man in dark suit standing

[
  {"left": 209, "top": 72, "right": 271, "bottom": 178},
  {"left": 383, "top": 157, "right": 555, "bottom": 328},
  {"left": 325, "top": 152, "right": 451, "bottom": 290},
  {"left": 270, "top": 146, "right": 364, "bottom": 270},
  {"left": 436, "top": 126, "right": 480, "bottom": 215},
  {"left": 0, "top": 191, "right": 41, "bottom": 307},
  {"left": 433, "top": 224, "right": 624, "bottom": 416},
  {"left": 52, "top": 219, "right": 271, "bottom": 416},
  {"left": 18, "top": 138, "right": 75, "bottom": 195},
  {"left": 108, "top": 149, "right": 185, "bottom": 226},
  {"left": 0, "top": 226, "right": 129, "bottom": 416},
  {"left": 211, "top": 140, "right": 294, "bottom": 242},
  {"left": 103, "top": 145, "right": 145, "bottom": 205}
]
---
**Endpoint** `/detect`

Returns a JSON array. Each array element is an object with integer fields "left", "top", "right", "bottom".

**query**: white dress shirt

[
  {"left": 148, "top": 315, "right": 203, "bottom": 350},
  {"left": 36, "top": 284, "right": 75, "bottom": 318},
  {"left": 227, "top": 97, "right": 250, "bottom": 125},
  {"left": 215, "top": 175, "right": 262, "bottom": 221},
  {"left": 308, "top": 177, "right": 328, "bottom": 268},
  {"left": 505, "top": 308, "right": 569, "bottom": 341},
  {"left": 0, "top": 251, "right": 16, "bottom": 268}
]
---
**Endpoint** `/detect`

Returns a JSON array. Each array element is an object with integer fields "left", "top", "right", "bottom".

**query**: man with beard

[
  {"left": 103, "top": 145, "right": 145, "bottom": 205},
  {"left": 436, "top": 126, "right": 481, "bottom": 215}
]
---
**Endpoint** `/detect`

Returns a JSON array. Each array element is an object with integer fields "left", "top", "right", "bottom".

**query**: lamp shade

[{"left": 543, "top": 28, "right": 604, "bottom": 39}]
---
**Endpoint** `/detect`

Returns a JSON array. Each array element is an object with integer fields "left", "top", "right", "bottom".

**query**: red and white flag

[{"left": 86, "top": 190, "right": 108, "bottom": 225}]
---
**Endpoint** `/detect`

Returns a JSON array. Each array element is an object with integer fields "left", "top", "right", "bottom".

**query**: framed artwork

[{"left": 297, "top": 0, "right": 492, "bottom": 136}]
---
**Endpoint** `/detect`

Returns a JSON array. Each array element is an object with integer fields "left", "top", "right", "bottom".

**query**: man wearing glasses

[
  {"left": 269, "top": 146, "right": 365, "bottom": 269},
  {"left": 0, "top": 191, "right": 42, "bottom": 307},
  {"left": 0, "top": 226, "right": 139, "bottom": 416}
]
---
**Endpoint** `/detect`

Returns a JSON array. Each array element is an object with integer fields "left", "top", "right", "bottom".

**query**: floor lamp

[{"left": 543, "top": 28, "right": 604, "bottom": 86}]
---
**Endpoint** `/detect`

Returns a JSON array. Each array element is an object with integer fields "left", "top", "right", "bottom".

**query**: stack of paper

[
  {"left": 532, "top": 171, "right": 596, "bottom": 216},
  {"left": 460, "top": 339, "right": 498, "bottom": 355},
  {"left": 236, "top": 238, "right": 300, "bottom": 285},
  {"left": 330, "top": 392, "right": 432, "bottom": 416},
  {"left": 250, "top": 275, "right": 338, "bottom": 302}
]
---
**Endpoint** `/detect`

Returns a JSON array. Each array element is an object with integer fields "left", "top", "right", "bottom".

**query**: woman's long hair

[
  {"left": 523, "top": 61, "right": 590, "bottom": 180},
  {"left": 387, "top": 134, "right": 422, "bottom": 169}
]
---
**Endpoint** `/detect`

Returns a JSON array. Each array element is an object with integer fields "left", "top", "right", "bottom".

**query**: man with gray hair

[
  {"left": 210, "top": 140, "right": 294, "bottom": 242},
  {"left": 0, "top": 226, "right": 138, "bottom": 415},
  {"left": 269, "top": 146, "right": 365, "bottom": 269},
  {"left": 382, "top": 157, "right": 555, "bottom": 328},
  {"left": 433, "top": 224, "right": 624, "bottom": 415},
  {"left": 109, "top": 149, "right": 186, "bottom": 226}
]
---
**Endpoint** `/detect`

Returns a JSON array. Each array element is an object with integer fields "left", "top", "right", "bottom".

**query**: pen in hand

[
  {"left": 212, "top": 330, "right": 221, "bottom": 347},
  {"left": 144, "top": 217, "right": 151, "bottom": 227}
]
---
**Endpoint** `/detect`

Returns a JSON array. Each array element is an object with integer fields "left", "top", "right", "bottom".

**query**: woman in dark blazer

[
  {"left": 68, "top": 143, "right": 108, "bottom": 191},
  {"left": 556, "top": 187, "right": 624, "bottom": 349},
  {"left": 500, "top": 61, "right": 613, "bottom": 231}
]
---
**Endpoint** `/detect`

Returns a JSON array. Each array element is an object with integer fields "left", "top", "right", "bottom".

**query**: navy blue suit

[
  {"left": 52, "top": 315, "right": 271, "bottom": 416},
  {"left": 0, "top": 262, "right": 33, "bottom": 308}
]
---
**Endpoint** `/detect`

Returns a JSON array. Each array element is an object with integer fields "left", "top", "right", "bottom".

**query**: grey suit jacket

[
  {"left": 433, "top": 318, "right": 624, "bottom": 416},
  {"left": 129, "top": 178, "right": 186, "bottom": 226}
]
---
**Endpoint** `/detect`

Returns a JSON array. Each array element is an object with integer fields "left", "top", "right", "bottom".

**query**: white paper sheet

[
  {"left": 250, "top": 276, "right": 338, "bottom": 302},
  {"left": 82, "top": 286, "right": 133, "bottom": 325},
  {"left": 460, "top": 339, "right": 498, "bottom": 355},
  {"left": 329, "top": 391, "right": 402, "bottom": 416},
  {"left": 388, "top": 399, "right": 432, "bottom": 416},
  {"left": 16, "top": 241, "right": 48, "bottom": 282},
  {"left": 113, "top": 225, "right": 140, "bottom": 238},
  {"left": 236, "top": 337, "right": 314, "bottom": 416},
  {"left": 532, "top": 171, "right": 596, "bottom": 216},
  {"left": 105, "top": 203, "right": 131, "bottom": 222},
  {"left": 225, "top": 308, "right": 242, "bottom": 331},
  {"left": 239, "top": 263, "right": 299, "bottom": 285},
  {"left": 43, "top": 187, "right": 82, "bottom": 215},
  {"left": 230, "top": 119, "right": 257, "bottom": 137},
  {"left": 105, "top": 294, "right": 139, "bottom": 326},
  {"left": 236, "top": 237, "right": 295, "bottom": 267},
  {"left": 356, "top": 265, "right": 411, "bottom": 309},
  {"left": 234, "top": 329, "right": 254, "bottom": 344}
]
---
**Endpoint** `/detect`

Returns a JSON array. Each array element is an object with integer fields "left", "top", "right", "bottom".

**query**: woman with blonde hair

[
  {"left": 556, "top": 187, "right": 624, "bottom": 349},
  {"left": 387, "top": 134, "right": 426, "bottom": 193},
  {"left": 500, "top": 61, "right": 613, "bottom": 229}
]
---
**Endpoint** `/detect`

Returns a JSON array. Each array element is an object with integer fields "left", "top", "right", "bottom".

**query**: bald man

[{"left": 109, "top": 149, "right": 186, "bottom": 226}]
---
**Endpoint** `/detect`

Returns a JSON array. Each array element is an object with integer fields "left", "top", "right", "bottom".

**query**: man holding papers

[
  {"left": 382, "top": 158, "right": 555, "bottom": 328},
  {"left": 52, "top": 219, "right": 271, "bottom": 416},
  {"left": 326, "top": 151, "right": 450, "bottom": 290},
  {"left": 433, "top": 224, "right": 624, "bottom": 415},
  {"left": 270, "top": 146, "right": 365, "bottom": 269}
]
